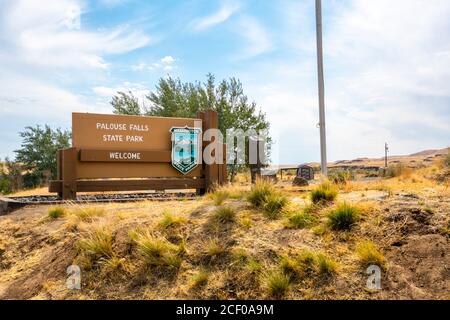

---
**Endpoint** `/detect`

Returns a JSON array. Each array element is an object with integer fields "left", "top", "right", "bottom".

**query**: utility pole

[
  {"left": 385, "top": 142, "right": 389, "bottom": 168},
  {"left": 315, "top": 0, "right": 327, "bottom": 176}
]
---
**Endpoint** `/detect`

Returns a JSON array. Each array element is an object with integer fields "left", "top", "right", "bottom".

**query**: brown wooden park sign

[{"left": 49, "top": 110, "right": 226, "bottom": 199}]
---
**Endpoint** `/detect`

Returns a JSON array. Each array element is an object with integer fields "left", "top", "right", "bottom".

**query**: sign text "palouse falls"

[{"left": 96, "top": 122, "right": 149, "bottom": 143}]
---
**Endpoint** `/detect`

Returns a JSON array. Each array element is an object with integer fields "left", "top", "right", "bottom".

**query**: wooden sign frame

[{"left": 49, "top": 110, "right": 227, "bottom": 199}]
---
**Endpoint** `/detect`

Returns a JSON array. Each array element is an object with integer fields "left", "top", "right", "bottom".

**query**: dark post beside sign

[{"left": 49, "top": 110, "right": 226, "bottom": 200}]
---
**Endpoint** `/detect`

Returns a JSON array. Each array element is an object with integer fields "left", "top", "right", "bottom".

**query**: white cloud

[
  {"left": 92, "top": 82, "right": 149, "bottom": 100},
  {"left": 132, "top": 56, "right": 177, "bottom": 72},
  {"left": 0, "top": 0, "right": 152, "bottom": 69},
  {"left": 233, "top": 16, "right": 272, "bottom": 59},
  {"left": 190, "top": 1, "right": 240, "bottom": 31},
  {"left": 0, "top": 0, "right": 154, "bottom": 158},
  {"left": 246, "top": 0, "right": 450, "bottom": 163}
]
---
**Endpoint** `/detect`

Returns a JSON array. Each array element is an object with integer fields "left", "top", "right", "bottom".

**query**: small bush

[
  {"left": 285, "top": 211, "right": 316, "bottom": 229},
  {"left": 327, "top": 202, "right": 360, "bottom": 231},
  {"left": 328, "top": 170, "right": 354, "bottom": 184},
  {"left": 385, "top": 163, "right": 412, "bottom": 178},
  {"left": 356, "top": 240, "right": 386, "bottom": 268},
  {"left": 263, "top": 193, "right": 288, "bottom": 219},
  {"left": 76, "top": 227, "right": 113, "bottom": 260},
  {"left": 444, "top": 150, "right": 450, "bottom": 167},
  {"left": 48, "top": 206, "right": 66, "bottom": 219},
  {"left": 211, "top": 190, "right": 230, "bottom": 206},
  {"left": 310, "top": 182, "right": 338, "bottom": 204},
  {"left": 158, "top": 212, "right": 186, "bottom": 229},
  {"left": 247, "top": 180, "right": 276, "bottom": 207},
  {"left": 264, "top": 271, "right": 290, "bottom": 297},
  {"left": 213, "top": 206, "right": 236, "bottom": 223},
  {"left": 131, "top": 230, "right": 183, "bottom": 269}
]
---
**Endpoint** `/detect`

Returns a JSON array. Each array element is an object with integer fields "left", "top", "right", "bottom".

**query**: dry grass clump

[
  {"left": 310, "top": 181, "right": 338, "bottom": 204},
  {"left": 247, "top": 179, "right": 276, "bottom": 207},
  {"left": 158, "top": 212, "right": 186, "bottom": 230},
  {"left": 263, "top": 270, "right": 290, "bottom": 298},
  {"left": 444, "top": 151, "right": 450, "bottom": 167},
  {"left": 279, "top": 249, "right": 338, "bottom": 280},
  {"left": 355, "top": 240, "right": 386, "bottom": 268},
  {"left": 76, "top": 226, "right": 114, "bottom": 261},
  {"left": 316, "top": 253, "right": 339, "bottom": 275},
  {"left": 327, "top": 202, "right": 360, "bottom": 231},
  {"left": 285, "top": 210, "right": 317, "bottom": 229},
  {"left": 130, "top": 229, "right": 183, "bottom": 269},
  {"left": 71, "top": 206, "right": 106, "bottom": 222},
  {"left": 204, "top": 237, "right": 227, "bottom": 258},
  {"left": 48, "top": 206, "right": 66, "bottom": 219},
  {"left": 262, "top": 193, "right": 289, "bottom": 219},
  {"left": 210, "top": 190, "right": 230, "bottom": 206},
  {"left": 328, "top": 170, "right": 354, "bottom": 185},
  {"left": 247, "top": 180, "right": 289, "bottom": 219},
  {"left": 386, "top": 163, "right": 412, "bottom": 178},
  {"left": 213, "top": 206, "right": 236, "bottom": 223},
  {"left": 190, "top": 270, "right": 209, "bottom": 289},
  {"left": 98, "top": 256, "right": 131, "bottom": 275}
]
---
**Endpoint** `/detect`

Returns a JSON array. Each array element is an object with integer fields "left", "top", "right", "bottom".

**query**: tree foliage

[
  {"left": 14, "top": 125, "right": 71, "bottom": 185},
  {"left": 111, "top": 74, "right": 270, "bottom": 181},
  {"left": 0, "top": 158, "right": 23, "bottom": 194},
  {"left": 111, "top": 91, "right": 141, "bottom": 116}
]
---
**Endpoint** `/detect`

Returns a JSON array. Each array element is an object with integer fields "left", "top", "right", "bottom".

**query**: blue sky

[{"left": 0, "top": 0, "right": 449, "bottom": 164}]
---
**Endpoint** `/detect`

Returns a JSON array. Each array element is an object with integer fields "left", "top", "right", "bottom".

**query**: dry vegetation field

[{"left": 0, "top": 156, "right": 449, "bottom": 300}]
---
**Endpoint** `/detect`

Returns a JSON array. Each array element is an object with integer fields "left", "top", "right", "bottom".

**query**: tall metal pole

[
  {"left": 315, "top": 0, "right": 328, "bottom": 176},
  {"left": 385, "top": 142, "right": 389, "bottom": 168}
]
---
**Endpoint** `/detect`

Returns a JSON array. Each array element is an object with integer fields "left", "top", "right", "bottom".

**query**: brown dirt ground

[{"left": 0, "top": 171, "right": 449, "bottom": 300}]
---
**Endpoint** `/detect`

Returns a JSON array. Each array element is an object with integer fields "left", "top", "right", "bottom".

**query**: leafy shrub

[
  {"left": 327, "top": 202, "right": 360, "bottom": 231},
  {"left": 310, "top": 182, "right": 338, "bottom": 204}
]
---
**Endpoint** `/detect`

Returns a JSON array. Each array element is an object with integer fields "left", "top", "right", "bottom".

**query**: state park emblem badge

[{"left": 170, "top": 127, "right": 202, "bottom": 174}]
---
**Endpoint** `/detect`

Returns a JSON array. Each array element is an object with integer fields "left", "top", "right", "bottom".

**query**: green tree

[
  {"left": 14, "top": 125, "right": 71, "bottom": 186},
  {"left": 0, "top": 157, "right": 22, "bottom": 194},
  {"left": 111, "top": 91, "right": 142, "bottom": 115},
  {"left": 111, "top": 74, "right": 271, "bottom": 181}
]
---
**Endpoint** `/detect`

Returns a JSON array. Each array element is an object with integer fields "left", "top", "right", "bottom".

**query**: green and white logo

[{"left": 170, "top": 127, "right": 202, "bottom": 174}]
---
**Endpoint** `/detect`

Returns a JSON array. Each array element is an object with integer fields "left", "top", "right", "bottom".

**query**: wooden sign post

[{"left": 49, "top": 111, "right": 226, "bottom": 199}]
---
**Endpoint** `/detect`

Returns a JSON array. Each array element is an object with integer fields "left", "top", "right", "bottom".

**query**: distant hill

[{"left": 408, "top": 148, "right": 449, "bottom": 157}]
